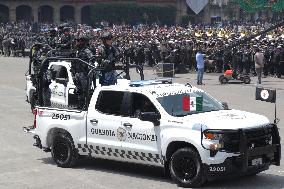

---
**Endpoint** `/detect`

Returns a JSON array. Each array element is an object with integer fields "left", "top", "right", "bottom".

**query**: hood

[{"left": 183, "top": 109, "right": 270, "bottom": 130}]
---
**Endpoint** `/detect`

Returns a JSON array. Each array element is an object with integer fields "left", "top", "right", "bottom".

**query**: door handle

[
  {"left": 123, "top": 123, "right": 132, "bottom": 128},
  {"left": 90, "top": 119, "right": 98, "bottom": 124}
]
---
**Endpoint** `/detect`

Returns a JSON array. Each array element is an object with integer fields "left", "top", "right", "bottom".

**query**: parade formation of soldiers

[{"left": 1, "top": 21, "right": 284, "bottom": 78}]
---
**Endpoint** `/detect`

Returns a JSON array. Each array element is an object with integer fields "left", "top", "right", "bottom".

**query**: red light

[
  {"left": 183, "top": 96, "right": 190, "bottom": 111},
  {"left": 33, "top": 109, "right": 37, "bottom": 128}
]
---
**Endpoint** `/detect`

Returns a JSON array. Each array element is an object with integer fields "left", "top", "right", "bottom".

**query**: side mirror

[
  {"left": 56, "top": 78, "right": 68, "bottom": 86},
  {"left": 222, "top": 102, "right": 229, "bottom": 110},
  {"left": 139, "top": 112, "right": 161, "bottom": 126}
]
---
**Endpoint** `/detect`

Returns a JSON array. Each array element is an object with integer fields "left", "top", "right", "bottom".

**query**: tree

[{"left": 236, "top": 0, "right": 284, "bottom": 12}]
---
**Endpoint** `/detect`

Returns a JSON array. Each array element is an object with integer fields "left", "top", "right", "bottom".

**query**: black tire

[
  {"left": 51, "top": 133, "right": 78, "bottom": 168},
  {"left": 243, "top": 76, "right": 251, "bottom": 84},
  {"left": 169, "top": 148, "right": 204, "bottom": 188},
  {"left": 220, "top": 77, "right": 228, "bottom": 84}
]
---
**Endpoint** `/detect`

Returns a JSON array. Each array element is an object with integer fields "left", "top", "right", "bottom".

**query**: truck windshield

[{"left": 157, "top": 91, "right": 224, "bottom": 117}]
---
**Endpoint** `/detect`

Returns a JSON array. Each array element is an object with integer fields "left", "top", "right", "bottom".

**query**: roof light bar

[{"left": 129, "top": 78, "right": 172, "bottom": 87}]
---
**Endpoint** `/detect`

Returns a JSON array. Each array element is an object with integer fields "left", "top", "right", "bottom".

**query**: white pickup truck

[{"left": 24, "top": 79, "right": 281, "bottom": 187}]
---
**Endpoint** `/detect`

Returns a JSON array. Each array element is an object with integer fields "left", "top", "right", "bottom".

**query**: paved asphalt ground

[{"left": 0, "top": 57, "right": 283, "bottom": 189}]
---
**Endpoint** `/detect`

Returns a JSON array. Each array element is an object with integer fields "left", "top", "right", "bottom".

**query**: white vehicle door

[
  {"left": 49, "top": 64, "right": 62, "bottom": 105},
  {"left": 49, "top": 64, "right": 75, "bottom": 106},
  {"left": 85, "top": 90, "right": 125, "bottom": 160},
  {"left": 120, "top": 92, "right": 162, "bottom": 166}
]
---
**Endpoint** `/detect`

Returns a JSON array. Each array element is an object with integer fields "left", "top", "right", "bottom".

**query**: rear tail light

[{"left": 33, "top": 109, "right": 37, "bottom": 128}]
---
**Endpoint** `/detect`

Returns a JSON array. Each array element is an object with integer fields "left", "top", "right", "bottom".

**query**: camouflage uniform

[{"left": 98, "top": 44, "right": 119, "bottom": 86}]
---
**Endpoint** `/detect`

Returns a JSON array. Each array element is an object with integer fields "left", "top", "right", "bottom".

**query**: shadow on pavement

[
  {"left": 39, "top": 157, "right": 284, "bottom": 188},
  {"left": 39, "top": 157, "right": 174, "bottom": 184},
  {"left": 204, "top": 173, "right": 284, "bottom": 188}
]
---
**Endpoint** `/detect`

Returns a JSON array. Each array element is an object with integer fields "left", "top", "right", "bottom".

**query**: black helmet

[{"left": 100, "top": 32, "right": 113, "bottom": 40}]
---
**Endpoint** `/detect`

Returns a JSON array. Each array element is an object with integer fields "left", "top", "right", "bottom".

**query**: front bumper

[
  {"left": 204, "top": 155, "right": 270, "bottom": 181},
  {"left": 203, "top": 124, "right": 281, "bottom": 181},
  {"left": 205, "top": 144, "right": 280, "bottom": 181}
]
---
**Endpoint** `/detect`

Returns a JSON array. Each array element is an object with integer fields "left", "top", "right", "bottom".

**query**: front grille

[
  {"left": 245, "top": 125, "right": 273, "bottom": 148},
  {"left": 223, "top": 132, "right": 240, "bottom": 152},
  {"left": 222, "top": 125, "right": 273, "bottom": 153}
]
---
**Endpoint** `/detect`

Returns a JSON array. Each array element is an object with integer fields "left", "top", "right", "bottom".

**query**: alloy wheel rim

[{"left": 174, "top": 157, "right": 197, "bottom": 182}]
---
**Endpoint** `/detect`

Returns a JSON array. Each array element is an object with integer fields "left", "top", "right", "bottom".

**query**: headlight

[
  {"left": 202, "top": 129, "right": 240, "bottom": 153},
  {"left": 203, "top": 131, "right": 224, "bottom": 140},
  {"left": 202, "top": 130, "right": 225, "bottom": 151}
]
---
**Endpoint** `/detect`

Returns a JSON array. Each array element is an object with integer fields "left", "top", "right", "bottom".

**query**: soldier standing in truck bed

[{"left": 97, "top": 31, "right": 120, "bottom": 85}]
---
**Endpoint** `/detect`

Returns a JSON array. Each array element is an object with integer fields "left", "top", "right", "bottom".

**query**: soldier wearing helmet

[
  {"left": 74, "top": 35, "right": 93, "bottom": 62},
  {"left": 57, "top": 26, "right": 72, "bottom": 50},
  {"left": 72, "top": 35, "right": 94, "bottom": 109},
  {"left": 47, "top": 28, "right": 57, "bottom": 49},
  {"left": 97, "top": 31, "right": 119, "bottom": 86}
]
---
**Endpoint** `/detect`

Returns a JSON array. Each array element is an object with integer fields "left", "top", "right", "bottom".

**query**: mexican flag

[{"left": 183, "top": 96, "right": 203, "bottom": 111}]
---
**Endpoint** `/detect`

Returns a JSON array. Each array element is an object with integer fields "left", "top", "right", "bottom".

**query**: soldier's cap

[{"left": 101, "top": 32, "right": 113, "bottom": 40}]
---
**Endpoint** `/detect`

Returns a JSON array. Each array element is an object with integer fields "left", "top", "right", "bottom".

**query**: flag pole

[
  {"left": 274, "top": 90, "right": 278, "bottom": 124},
  {"left": 274, "top": 91, "right": 277, "bottom": 124}
]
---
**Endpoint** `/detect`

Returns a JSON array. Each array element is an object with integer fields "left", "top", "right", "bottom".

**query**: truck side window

[
  {"left": 57, "top": 66, "right": 68, "bottom": 79},
  {"left": 131, "top": 93, "right": 157, "bottom": 117},
  {"left": 96, "top": 91, "right": 124, "bottom": 116},
  {"left": 49, "top": 65, "right": 60, "bottom": 80}
]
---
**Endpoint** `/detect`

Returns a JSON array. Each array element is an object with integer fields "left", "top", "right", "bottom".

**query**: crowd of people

[{"left": 1, "top": 21, "right": 284, "bottom": 78}]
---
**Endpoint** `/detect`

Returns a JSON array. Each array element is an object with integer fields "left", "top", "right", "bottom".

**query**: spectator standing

[
  {"left": 196, "top": 49, "right": 205, "bottom": 85},
  {"left": 254, "top": 48, "right": 264, "bottom": 85}
]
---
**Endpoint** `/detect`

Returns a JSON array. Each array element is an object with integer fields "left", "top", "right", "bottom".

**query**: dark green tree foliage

[
  {"left": 237, "top": 0, "right": 284, "bottom": 13},
  {"left": 272, "top": 0, "right": 284, "bottom": 12},
  {"left": 91, "top": 3, "right": 177, "bottom": 25}
]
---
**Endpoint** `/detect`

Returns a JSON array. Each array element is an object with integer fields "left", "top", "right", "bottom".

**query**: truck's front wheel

[
  {"left": 169, "top": 148, "right": 204, "bottom": 188},
  {"left": 51, "top": 133, "right": 78, "bottom": 168}
]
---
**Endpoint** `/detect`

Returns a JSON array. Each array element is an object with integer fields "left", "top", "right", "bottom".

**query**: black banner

[{"left": 255, "top": 87, "right": 276, "bottom": 103}]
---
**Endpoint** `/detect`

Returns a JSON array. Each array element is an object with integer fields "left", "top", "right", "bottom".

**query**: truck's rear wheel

[
  {"left": 169, "top": 148, "right": 204, "bottom": 188},
  {"left": 51, "top": 133, "right": 78, "bottom": 168}
]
